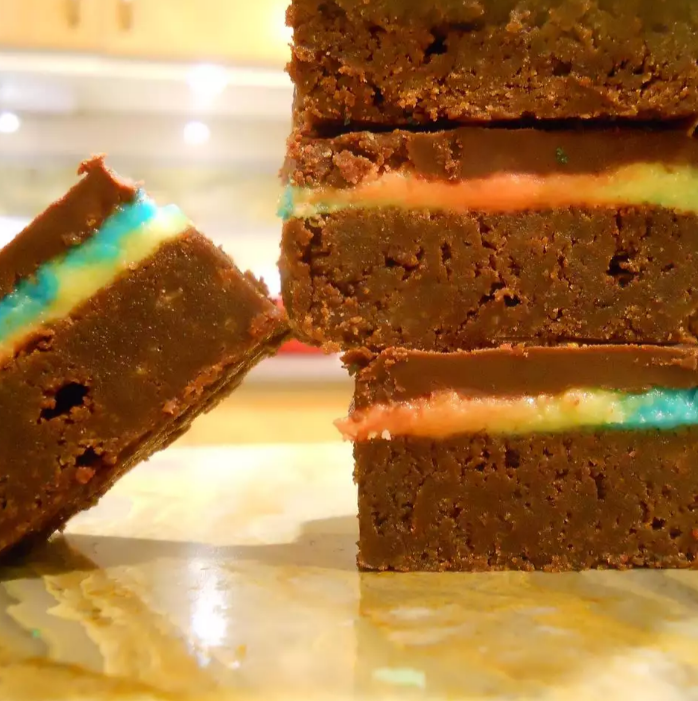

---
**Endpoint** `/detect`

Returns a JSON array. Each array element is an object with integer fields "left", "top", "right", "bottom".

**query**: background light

[
  {"left": 183, "top": 120, "right": 210, "bottom": 146},
  {"left": 187, "top": 64, "right": 228, "bottom": 100},
  {"left": 0, "top": 111, "right": 21, "bottom": 134}
]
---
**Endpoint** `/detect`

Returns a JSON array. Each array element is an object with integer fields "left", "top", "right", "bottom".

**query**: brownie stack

[{"left": 280, "top": 0, "right": 698, "bottom": 571}]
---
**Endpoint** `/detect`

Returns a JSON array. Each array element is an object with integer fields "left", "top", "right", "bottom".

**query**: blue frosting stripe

[
  {"left": 65, "top": 193, "right": 158, "bottom": 268},
  {"left": 0, "top": 191, "right": 159, "bottom": 340},
  {"left": 277, "top": 186, "right": 294, "bottom": 221},
  {"left": 621, "top": 388, "right": 698, "bottom": 430}
]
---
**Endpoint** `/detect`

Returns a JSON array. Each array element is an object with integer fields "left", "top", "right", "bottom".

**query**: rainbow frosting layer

[
  {"left": 337, "top": 388, "right": 698, "bottom": 441},
  {"left": 0, "top": 193, "right": 190, "bottom": 357},
  {"left": 280, "top": 164, "right": 698, "bottom": 220}
]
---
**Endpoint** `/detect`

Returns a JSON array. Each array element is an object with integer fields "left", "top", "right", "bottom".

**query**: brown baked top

[{"left": 292, "top": 0, "right": 681, "bottom": 27}]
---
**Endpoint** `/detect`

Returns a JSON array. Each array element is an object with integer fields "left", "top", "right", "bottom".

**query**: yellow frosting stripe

[
  {"left": 337, "top": 387, "right": 698, "bottom": 441},
  {"left": 0, "top": 207, "right": 189, "bottom": 357}
]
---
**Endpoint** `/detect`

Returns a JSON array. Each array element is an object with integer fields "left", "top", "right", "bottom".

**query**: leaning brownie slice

[
  {"left": 0, "top": 157, "right": 289, "bottom": 555},
  {"left": 289, "top": 0, "right": 698, "bottom": 133},
  {"left": 338, "top": 346, "right": 698, "bottom": 571},
  {"left": 281, "top": 126, "right": 698, "bottom": 351}
]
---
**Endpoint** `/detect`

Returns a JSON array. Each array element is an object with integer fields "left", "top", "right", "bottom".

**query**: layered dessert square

[
  {"left": 281, "top": 126, "right": 698, "bottom": 351},
  {"left": 289, "top": 0, "right": 698, "bottom": 133},
  {"left": 0, "top": 157, "right": 289, "bottom": 555},
  {"left": 338, "top": 346, "right": 698, "bottom": 571}
]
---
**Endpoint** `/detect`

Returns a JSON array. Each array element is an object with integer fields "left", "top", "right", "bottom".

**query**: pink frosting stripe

[{"left": 335, "top": 392, "right": 543, "bottom": 440}]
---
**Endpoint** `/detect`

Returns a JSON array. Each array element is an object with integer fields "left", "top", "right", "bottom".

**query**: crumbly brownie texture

[
  {"left": 289, "top": 0, "right": 698, "bottom": 133},
  {"left": 282, "top": 205, "right": 698, "bottom": 351},
  {"left": 0, "top": 168, "right": 288, "bottom": 556},
  {"left": 283, "top": 126, "right": 698, "bottom": 188},
  {"left": 355, "top": 430, "right": 698, "bottom": 571}
]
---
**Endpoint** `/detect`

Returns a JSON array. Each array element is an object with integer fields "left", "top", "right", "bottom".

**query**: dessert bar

[
  {"left": 281, "top": 126, "right": 698, "bottom": 351},
  {"left": 339, "top": 346, "right": 698, "bottom": 571},
  {"left": 0, "top": 157, "right": 289, "bottom": 555}
]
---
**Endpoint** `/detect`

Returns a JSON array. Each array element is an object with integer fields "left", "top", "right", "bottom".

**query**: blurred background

[{"left": 0, "top": 0, "right": 351, "bottom": 445}]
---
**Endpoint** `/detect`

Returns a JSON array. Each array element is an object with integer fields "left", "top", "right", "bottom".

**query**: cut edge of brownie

[
  {"left": 280, "top": 206, "right": 698, "bottom": 352},
  {"left": 16, "top": 338, "right": 282, "bottom": 557},
  {"left": 355, "top": 431, "right": 698, "bottom": 572}
]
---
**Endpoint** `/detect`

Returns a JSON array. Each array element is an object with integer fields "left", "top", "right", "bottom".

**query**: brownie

[
  {"left": 280, "top": 127, "right": 698, "bottom": 351},
  {"left": 343, "top": 346, "right": 698, "bottom": 571},
  {"left": 0, "top": 158, "right": 289, "bottom": 556},
  {"left": 288, "top": 0, "right": 698, "bottom": 133},
  {"left": 285, "top": 0, "right": 698, "bottom": 575}
]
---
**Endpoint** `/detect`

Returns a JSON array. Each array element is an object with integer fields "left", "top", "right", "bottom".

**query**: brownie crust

[
  {"left": 348, "top": 345, "right": 698, "bottom": 409},
  {"left": 281, "top": 206, "right": 698, "bottom": 351},
  {"left": 289, "top": 0, "right": 698, "bottom": 133},
  {"left": 0, "top": 231, "right": 289, "bottom": 555},
  {"left": 355, "top": 430, "right": 698, "bottom": 572}
]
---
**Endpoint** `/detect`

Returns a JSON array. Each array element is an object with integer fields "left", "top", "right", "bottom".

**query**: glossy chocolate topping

[
  {"left": 349, "top": 345, "right": 698, "bottom": 408},
  {"left": 0, "top": 156, "right": 137, "bottom": 299},
  {"left": 285, "top": 127, "right": 698, "bottom": 189}
]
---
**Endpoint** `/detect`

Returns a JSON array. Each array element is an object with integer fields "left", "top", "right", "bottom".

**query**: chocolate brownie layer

[
  {"left": 349, "top": 345, "right": 698, "bottom": 408},
  {"left": 281, "top": 206, "right": 698, "bottom": 351},
  {"left": 355, "top": 430, "right": 698, "bottom": 571},
  {"left": 289, "top": 0, "right": 698, "bottom": 132}
]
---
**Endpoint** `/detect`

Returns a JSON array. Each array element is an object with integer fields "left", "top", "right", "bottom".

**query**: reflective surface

[{"left": 2, "top": 443, "right": 698, "bottom": 700}]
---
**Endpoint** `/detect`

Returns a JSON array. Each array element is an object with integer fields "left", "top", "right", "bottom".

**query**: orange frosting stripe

[{"left": 310, "top": 172, "right": 607, "bottom": 213}]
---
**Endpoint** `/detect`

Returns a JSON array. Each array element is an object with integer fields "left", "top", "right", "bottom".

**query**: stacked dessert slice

[{"left": 281, "top": 0, "right": 698, "bottom": 570}]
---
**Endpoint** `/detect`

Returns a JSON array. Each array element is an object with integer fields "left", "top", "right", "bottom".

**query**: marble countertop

[{"left": 2, "top": 442, "right": 698, "bottom": 700}]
